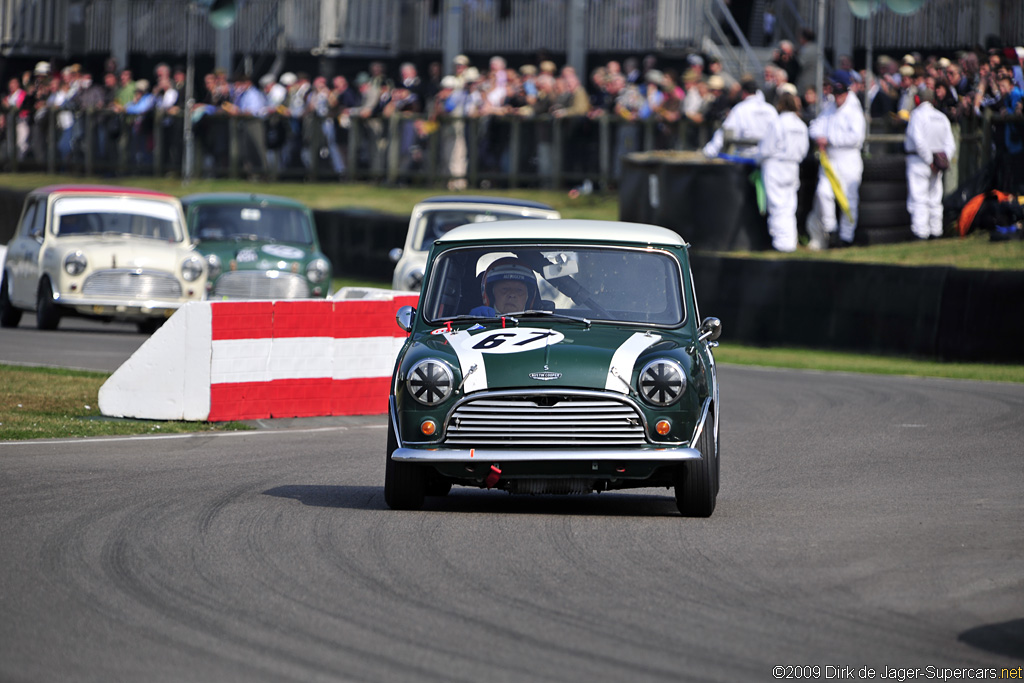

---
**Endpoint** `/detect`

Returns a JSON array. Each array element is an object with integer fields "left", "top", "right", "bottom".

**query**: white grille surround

[
  {"left": 211, "top": 271, "right": 310, "bottom": 299},
  {"left": 81, "top": 269, "right": 182, "bottom": 299},
  {"left": 442, "top": 389, "right": 650, "bottom": 447}
]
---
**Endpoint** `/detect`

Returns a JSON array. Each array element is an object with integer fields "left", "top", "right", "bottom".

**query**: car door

[{"left": 8, "top": 197, "right": 46, "bottom": 308}]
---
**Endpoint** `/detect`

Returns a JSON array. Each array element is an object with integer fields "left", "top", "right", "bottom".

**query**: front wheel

[
  {"left": 675, "top": 407, "right": 718, "bottom": 517},
  {"left": 0, "top": 275, "right": 23, "bottom": 328},
  {"left": 384, "top": 415, "right": 426, "bottom": 510},
  {"left": 36, "top": 278, "right": 61, "bottom": 331}
]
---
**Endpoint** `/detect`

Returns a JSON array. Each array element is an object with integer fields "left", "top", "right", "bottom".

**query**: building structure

[{"left": 2, "top": 0, "right": 1022, "bottom": 80}]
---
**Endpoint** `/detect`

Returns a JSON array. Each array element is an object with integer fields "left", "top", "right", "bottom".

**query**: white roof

[{"left": 436, "top": 219, "right": 687, "bottom": 247}]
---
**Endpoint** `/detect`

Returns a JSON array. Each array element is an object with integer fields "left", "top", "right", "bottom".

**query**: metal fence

[
  {"left": 6, "top": 0, "right": 1024, "bottom": 61},
  {"left": 0, "top": 0, "right": 66, "bottom": 55},
  {"left": 4, "top": 107, "right": 1017, "bottom": 196},
  {"left": 851, "top": 0, "right": 978, "bottom": 51},
  {"left": 0, "top": 107, "right": 715, "bottom": 188}
]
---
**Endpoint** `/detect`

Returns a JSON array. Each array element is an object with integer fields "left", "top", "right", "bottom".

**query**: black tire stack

[{"left": 857, "top": 155, "right": 913, "bottom": 245}]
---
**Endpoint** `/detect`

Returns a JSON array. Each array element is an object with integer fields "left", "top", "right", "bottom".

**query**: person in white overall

[
  {"left": 756, "top": 87, "right": 809, "bottom": 251},
  {"left": 904, "top": 88, "right": 955, "bottom": 239},
  {"left": 702, "top": 78, "right": 779, "bottom": 159},
  {"left": 806, "top": 71, "right": 866, "bottom": 248}
]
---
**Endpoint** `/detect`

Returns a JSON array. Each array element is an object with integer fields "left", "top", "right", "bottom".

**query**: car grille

[
  {"left": 444, "top": 391, "right": 647, "bottom": 446},
  {"left": 82, "top": 270, "right": 182, "bottom": 299},
  {"left": 212, "top": 271, "right": 310, "bottom": 299}
]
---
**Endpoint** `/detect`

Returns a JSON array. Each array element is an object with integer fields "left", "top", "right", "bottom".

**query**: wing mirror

[
  {"left": 698, "top": 317, "right": 722, "bottom": 343},
  {"left": 396, "top": 305, "right": 415, "bottom": 332},
  {"left": 389, "top": 247, "right": 403, "bottom": 264}
]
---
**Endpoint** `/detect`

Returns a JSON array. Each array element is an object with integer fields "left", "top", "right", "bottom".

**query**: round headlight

[
  {"left": 181, "top": 255, "right": 204, "bottom": 282},
  {"left": 205, "top": 253, "right": 222, "bottom": 279},
  {"left": 638, "top": 359, "right": 686, "bottom": 406},
  {"left": 63, "top": 251, "right": 87, "bottom": 276},
  {"left": 306, "top": 258, "right": 330, "bottom": 284},
  {"left": 406, "top": 359, "right": 454, "bottom": 406},
  {"left": 406, "top": 267, "right": 425, "bottom": 291}
]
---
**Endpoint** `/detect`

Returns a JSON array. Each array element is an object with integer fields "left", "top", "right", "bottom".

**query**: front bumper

[
  {"left": 391, "top": 446, "right": 701, "bottom": 463},
  {"left": 56, "top": 294, "right": 186, "bottom": 319}
]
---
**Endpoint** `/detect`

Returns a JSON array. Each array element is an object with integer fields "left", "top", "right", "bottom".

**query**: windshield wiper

[
  {"left": 505, "top": 309, "right": 592, "bottom": 328},
  {"left": 232, "top": 233, "right": 269, "bottom": 242}
]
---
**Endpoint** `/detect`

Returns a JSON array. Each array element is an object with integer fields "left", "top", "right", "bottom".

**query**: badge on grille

[{"left": 529, "top": 372, "right": 561, "bottom": 381}]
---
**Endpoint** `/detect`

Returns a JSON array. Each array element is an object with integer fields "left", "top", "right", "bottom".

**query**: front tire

[
  {"left": 36, "top": 278, "right": 61, "bottom": 330},
  {"left": 675, "top": 407, "right": 718, "bottom": 517},
  {"left": 0, "top": 275, "right": 23, "bottom": 328},
  {"left": 384, "top": 414, "right": 426, "bottom": 510}
]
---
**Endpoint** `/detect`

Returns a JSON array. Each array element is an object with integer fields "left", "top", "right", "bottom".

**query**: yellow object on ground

[{"left": 818, "top": 150, "right": 854, "bottom": 223}]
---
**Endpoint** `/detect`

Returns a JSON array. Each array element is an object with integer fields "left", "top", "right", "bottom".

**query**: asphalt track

[
  {"left": 1, "top": 325, "right": 1023, "bottom": 682},
  {"left": 0, "top": 316, "right": 144, "bottom": 372}
]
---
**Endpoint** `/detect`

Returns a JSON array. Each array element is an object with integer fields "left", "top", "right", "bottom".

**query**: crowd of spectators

[{"left": 1, "top": 42, "right": 1022, "bottom": 187}]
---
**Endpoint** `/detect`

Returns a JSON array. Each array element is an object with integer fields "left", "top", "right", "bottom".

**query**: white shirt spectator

[
  {"left": 758, "top": 110, "right": 810, "bottom": 164},
  {"left": 904, "top": 100, "right": 955, "bottom": 167},
  {"left": 808, "top": 91, "right": 866, "bottom": 157},
  {"left": 806, "top": 90, "right": 866, "bottom": 246},
  {"left": 702, "top": 90, "right": 778, "bottom": 158},
  {"left": 757, "top": 109, "right": 810, "bottom": 252},
  {"left": 904, "top": 99, "right": 955, "bottom": 239}
]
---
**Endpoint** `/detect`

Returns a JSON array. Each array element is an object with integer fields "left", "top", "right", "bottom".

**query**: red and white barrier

[{"left": 98, "top": 290, "right": 417, "bottom": 422}]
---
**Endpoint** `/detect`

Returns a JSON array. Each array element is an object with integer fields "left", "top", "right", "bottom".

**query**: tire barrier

[
  {"left": 98, "top": 291, "right": 417, "bottom": 422},
  {"left": 313, "top": 207, "right": 408, "bottom": 279},
  {"left": 0, "top": 188, "right": 27, "bottom": 246},
  {"left": 619, "top": 151, "right": 772, "bottom": 252},
  {"left": 690, "top": 255, "right": 1024, "bottom": 363},
  {"left": 5, "top": 185, "right": 1022, "bottom": 366}
]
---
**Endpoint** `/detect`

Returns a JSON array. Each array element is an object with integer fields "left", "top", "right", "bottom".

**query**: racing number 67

[{"left": 472, "top": 331, "right": 556, "bottom": 350}]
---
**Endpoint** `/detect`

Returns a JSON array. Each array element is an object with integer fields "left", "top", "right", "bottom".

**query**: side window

[
  {"left": 18, "top": 201, "right": 38, "bottom": 238},
  {"left": 29, "top": 200, "right": 46, "bottom": 238}
]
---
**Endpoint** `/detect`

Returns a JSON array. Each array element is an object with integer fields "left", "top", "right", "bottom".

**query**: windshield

[
  {"left": 421, "top": 245, "right": 685, "bottom": 326},
  {"left": 412, "top": 209, "right": 546, "bottom": 252},
  {"left": 192, "top": 205, "right": 315, "bottom": 244},
  {"left": 53, "top": 196, "right": 183, "bottom": 242}
]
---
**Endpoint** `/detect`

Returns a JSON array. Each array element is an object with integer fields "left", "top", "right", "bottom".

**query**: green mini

[{"left": 387, "top": 219, "right": 722, "bottom": 516}]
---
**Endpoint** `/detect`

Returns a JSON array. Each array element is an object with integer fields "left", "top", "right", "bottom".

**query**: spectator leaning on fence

[{"left": 4, "top": 76, "right": 29, "bottom": 160}]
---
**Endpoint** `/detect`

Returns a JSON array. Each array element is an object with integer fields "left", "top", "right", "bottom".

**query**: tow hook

[{"left": 485, "top": 464, "right": 502, "bottom": 489}]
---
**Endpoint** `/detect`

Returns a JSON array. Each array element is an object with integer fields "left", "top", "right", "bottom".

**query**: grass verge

[
  {"left": 716, "top": 343, "right": 1024, "bottom": 384},
  {"left": 721, "top": 230, "right": 1024, "bottom": 272},
  {"left": 0, "top": 364, "right": 248, "bottom": 441},
  {"left": 2, "top": 345, "right": 1021, "bottom": 442},
  {"left": 4, "top": 173, "right": 1021, "bottom": 271}
]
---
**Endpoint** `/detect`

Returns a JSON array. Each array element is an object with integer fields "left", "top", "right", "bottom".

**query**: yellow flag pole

[{"left": 817, "top": 149, "right": 854, "bottom": 223}]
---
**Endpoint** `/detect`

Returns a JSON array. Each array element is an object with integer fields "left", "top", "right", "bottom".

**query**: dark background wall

[
  {"left": 3, "top": 187, "right": 1022, "bottom": 363},
  {"left": 689, "top": 255, "right": 1024, "bottom": 364}
]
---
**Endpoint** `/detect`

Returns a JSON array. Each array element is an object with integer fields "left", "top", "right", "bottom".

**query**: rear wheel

[
  {"left": 384, "top": 414, "right": 426, "bottom": 510},
  {"left": 675, "top": 407, "right": 718, "bottom": 517},
  {"left": 0, "top": 275, "right": 23, "bottom": 328},
  {"left": 36, "top": 278, "right": 61, "bottom": 330}
]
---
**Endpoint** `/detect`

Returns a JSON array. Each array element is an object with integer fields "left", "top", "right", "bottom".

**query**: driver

[{"left": 470, "top": 257, "right": 539, "bottom": 316}]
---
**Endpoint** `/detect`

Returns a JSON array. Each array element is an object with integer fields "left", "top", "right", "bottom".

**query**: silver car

[
  {"left": 389, "top": 196, "right": 560, "bottom": 292},
  {"left": 1, "top": 185, "right": 206, "bottom": 333}
]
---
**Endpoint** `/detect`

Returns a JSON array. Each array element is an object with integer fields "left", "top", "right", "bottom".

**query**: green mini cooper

[
  {"left": 182, "top": 193, "right": 332, "bottom": 300},
  {"left": 386, "top": 219, "right": 722, "bottom": 516}
]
